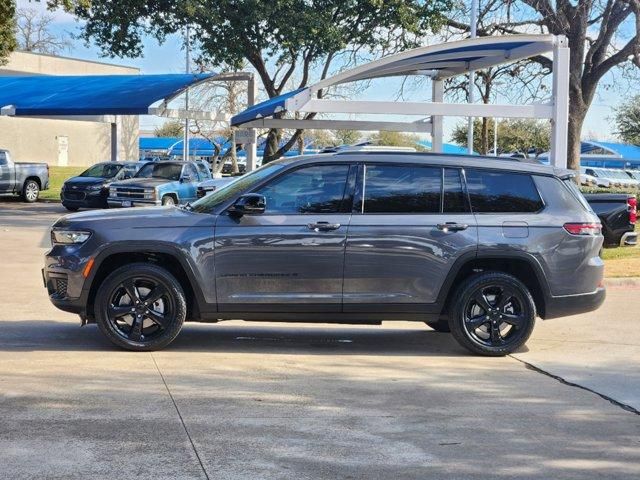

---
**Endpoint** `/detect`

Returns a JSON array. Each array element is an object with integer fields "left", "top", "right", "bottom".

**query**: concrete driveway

[{"left": 0, "top": 201, "right": 638, "bottom": 479}]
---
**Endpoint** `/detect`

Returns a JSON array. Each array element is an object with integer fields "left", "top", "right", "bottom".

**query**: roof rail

[{"left": 333, "top": 150, "right": 543, "bottom": 164}]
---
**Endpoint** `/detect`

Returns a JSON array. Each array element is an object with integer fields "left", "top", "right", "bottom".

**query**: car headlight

[
  {"left": 143, "top": 188, "right": 156, "bottom": 200},
  {"left": 88, "top": 184, "right": 104, "bottom": 191},
  {"left": 51, "top": 229, "right": 91, "bottom": 245}
]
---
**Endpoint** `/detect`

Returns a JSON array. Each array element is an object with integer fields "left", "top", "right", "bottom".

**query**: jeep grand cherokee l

[{"left": 43, "top": 152, "right": 605, "bottom": 356}]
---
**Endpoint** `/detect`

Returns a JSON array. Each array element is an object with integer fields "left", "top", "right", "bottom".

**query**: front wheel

[
  {"left": 22, "top": 179, "right": 40, "bottom": 203},
  {"left": 448, "top": 272, "right": 536, "bottom": 356},
  {"left": 161, "top": 195, "right": 176, "bottom": 206},
  {"left": 95, "top": 263, "right": 186, "bottom": 351}
]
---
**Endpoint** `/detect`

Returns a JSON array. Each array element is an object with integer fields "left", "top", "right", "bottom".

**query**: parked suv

[{"left": 43, "top": 153, "right": 605, "bottom": 356}]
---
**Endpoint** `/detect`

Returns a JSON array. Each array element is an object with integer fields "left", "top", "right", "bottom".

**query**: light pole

[
  {"left": 183, "top": 25, "right": 190, "bottom": 162},
  {"left": 467, "top": 0, "right": 478, "bottom": 155}
]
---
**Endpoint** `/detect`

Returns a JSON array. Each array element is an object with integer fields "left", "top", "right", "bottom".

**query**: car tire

[
  {"left": 95, "top": 263, "right": 186, "bottom": 351},
  {"left": 162, "top": 195, "right": 176, "bottom": 206},
  {"left": 448, "top": 272, "right": 536, "bottom": 356},
  {"left": 22, "top": 179, "right": 39, "bottom": 203},
  {"left": 424, "top": 319, "right": 450, "bottom": 333},
  {"left": 64, "top": 205, "right": 79, "bottom": 212}
]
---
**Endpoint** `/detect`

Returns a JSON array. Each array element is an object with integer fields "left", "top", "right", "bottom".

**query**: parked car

[
  {"left": 107, "top": 161, "right": 204, "bottom": 207},
  {"left": 44, "top": 152, "right": 605, "bottom": 356},
  {"left": 604, "top": 168, "right": 639, "bottom": 189},
  {"left": 584, "top": 193, "right": 637, "bottom": 246},
  {"left": 61, "top": 161, "right": 145, "bottom": 211},
  {"left": 196, "top": 176, "right": 237, "bottom": 198},
  {"left": 0, "top": 149, "right": 49, "bottom": 202},
  {"left": 583, "top": 168, "right": 614, "bottom": 188}
]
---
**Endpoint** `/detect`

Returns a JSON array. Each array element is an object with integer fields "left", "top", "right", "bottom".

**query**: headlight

[
  {"left": 51, "top": 229, "right": 91, "bottom": 245},
  {"left": 88, "top": 184, "right": 104, "bottom": 191},
  {"left": 143, "top": 188, "right": 156, "bottom": 200}
]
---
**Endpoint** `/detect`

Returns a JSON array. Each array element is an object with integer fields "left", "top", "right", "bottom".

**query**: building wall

[{"left": 0, "top": 51, "right": 140, "bottom": 166}]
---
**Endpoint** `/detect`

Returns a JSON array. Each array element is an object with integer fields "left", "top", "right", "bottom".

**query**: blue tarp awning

[{"left": 0, "top": 74, "right": 215, "bottom": 116}]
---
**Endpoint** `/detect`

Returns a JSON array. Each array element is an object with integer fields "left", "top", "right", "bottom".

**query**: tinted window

[
  {"left": 363, "top": 165, "right": 441, "bottom": 213},
  {"left": 465, "top": 169, "right": 543, "bottom": 213},
  {"left": 80, "top": 162, "right": 123, "bottom": 178},
  {"left": 443, "top": 168, "right": 468, "bottom": 213},
  {"left": 256, "top": 164, "right": 350, "bottom": 214},
  {"left": 135, "top": 163, "right": 183, "bottom": 180}
]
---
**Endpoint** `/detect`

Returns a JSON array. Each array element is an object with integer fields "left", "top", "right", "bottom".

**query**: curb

[{"left": 604, "top": 277, "right": 640, "bottom": 287}]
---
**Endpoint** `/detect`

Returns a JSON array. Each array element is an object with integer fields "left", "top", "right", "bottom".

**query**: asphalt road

[{"left": 0, "top": 200, "right": 638, "bottom": 479}]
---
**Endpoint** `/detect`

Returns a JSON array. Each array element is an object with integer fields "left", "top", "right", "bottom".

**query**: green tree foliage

[
  {"left": 154, "top": 120, "right": 184, "bottom": 138},
  {"left": 451, "top": 119, "right": 550, "bottom": 157},
  {"left": 371, "top": 131, "right": 421, "bottom": 148},
  {"left": 50, "top": 0, "right": 450, "bottom": 162},
  {"left": 0, "top": 0, "right": 17, "bottom": 66},
  {"left": 612, "top": 95, "right": 640, "bottom": 145},
  {"left": 333, "top": 130, "right": 361, "bottom": 146}
]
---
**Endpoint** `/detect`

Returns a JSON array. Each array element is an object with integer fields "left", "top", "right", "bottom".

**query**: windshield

[
  {"left": 190, "top": 163, "right": 287, "bottom": 214},
  {"left": 135, "top": 163, "right": 183, "bottom": 181},
  {"left": 80, "top": 163, "right": 123, "bottom": 179}
]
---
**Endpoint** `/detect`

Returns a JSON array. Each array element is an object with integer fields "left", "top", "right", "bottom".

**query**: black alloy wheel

[
  {"left": 449, "top": 272, "right": 536, "bottom": 356},
  {"left": 95, "top": 263, "right": 186, "bottom": 351}
]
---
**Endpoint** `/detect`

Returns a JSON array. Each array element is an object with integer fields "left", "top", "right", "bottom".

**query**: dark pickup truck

[
  {"left": 584, "top": 193, "right": 637, "bottom": 246},
  {"left": 0, "top": 149, "right": 50, "bottom": 202}
]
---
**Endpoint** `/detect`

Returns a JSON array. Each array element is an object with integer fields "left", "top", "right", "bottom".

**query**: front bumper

[
  {"left": 61, "top": 190, "right": 108, "bottom": 209},
  {"left": 107, "top": 198, "right": 160, "bottom": 208},
  {"left": 543, "top": 287, "right": 606, "bottom": 319}
]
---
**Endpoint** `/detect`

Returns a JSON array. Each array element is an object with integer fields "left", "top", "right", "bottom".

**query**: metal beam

[
  {"left": 245, "top": 74, "right": 258, "bottom": 171},
  {"left": 431, "top": 80, "right": 444, "bottom": 152},
  {"left": 297, "top": 99, "right": 554, "bottom": 119},
  {"left": 550, "top": 38, "right": 570, "bottom": 169},
  {"left": 110, "top": 118, "right": 120, "bottom": 162},
  {"left": 240, "top": 118, "right": 433, "bottom": 133}
]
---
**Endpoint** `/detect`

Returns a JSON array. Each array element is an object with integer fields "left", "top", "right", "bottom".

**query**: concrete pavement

[{"left": 0, "top": 201, "right": 638, "bottom": 479}]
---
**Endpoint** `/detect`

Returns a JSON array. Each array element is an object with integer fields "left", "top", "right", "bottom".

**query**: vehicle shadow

[{"left": 0, "top": 320, "right": 473, "bottom": 356}]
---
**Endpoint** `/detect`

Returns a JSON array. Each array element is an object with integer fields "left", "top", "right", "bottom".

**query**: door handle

[
  {"left": 437, "top": 222, "right": 469, "bottom": 232},
  {"left": 307, "top": 221, "right": 341, "bottom": 232}
]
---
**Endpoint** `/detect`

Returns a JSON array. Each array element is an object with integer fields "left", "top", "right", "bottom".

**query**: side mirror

[
  {"left": 180, "top": 175, "right": 192, "bottom": 183},
  {"left": 228, "top": 193, "right": 266, "bottom": 216}
]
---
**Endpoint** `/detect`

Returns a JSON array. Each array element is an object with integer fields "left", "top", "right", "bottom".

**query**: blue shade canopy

[
  {"left": 0, "top": 74, "right": 215, "bottom": 116},
  {"left": 231, "top": 35, "right": 557, "bottom": 126}
]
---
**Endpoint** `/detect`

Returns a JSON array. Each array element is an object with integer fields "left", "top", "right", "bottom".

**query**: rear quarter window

[{"left": 465, "top": 169, "right": 543, "bottom": 213}]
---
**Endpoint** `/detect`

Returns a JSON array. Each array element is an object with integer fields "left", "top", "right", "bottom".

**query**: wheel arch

[
  {"left": 23, "top": 176, "right": 42, "bottom": 191},
  {"left": 437, "top": 252, "right": 550, "bottom": 319},
  {"left": 84, "top": 243, "right": 207, "bottom": 322}
]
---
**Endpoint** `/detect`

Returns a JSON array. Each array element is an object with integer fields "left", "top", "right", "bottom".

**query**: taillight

[
  {"left": 628, "top": 196, "right": 637, "bottom": 224},
  {"left": 563, "top": 223, "right": 602, "bottom": 236}
]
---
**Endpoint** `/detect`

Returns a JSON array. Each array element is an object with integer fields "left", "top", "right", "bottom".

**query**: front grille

[
  {"left": 111, "top": 187, "right": 146, "bottom": 200},
  {"left": 63, "top": 191, "right": 86, "bottom": 201},
  {"left": 47, "top": 274, "right": 68, "bottom": 298},
  {"left": 54, "top": 278, "right": 68, "bottom": 297}
]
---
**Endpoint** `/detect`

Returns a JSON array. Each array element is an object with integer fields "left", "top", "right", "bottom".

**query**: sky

[{"left": 15, "top": 0, "right": 627, "bottom": 143}]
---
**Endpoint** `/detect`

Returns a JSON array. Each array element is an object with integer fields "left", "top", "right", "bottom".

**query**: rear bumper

[{"left": 543, "top": 287, "right": 606, "bottom": 319}]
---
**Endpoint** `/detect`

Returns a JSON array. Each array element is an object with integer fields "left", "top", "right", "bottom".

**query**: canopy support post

[
  {"left": 550, "top": 38, "right": 570, "bottom": 169},
  {"left": 246, "top": 74, "right": 258, "bottom": 171},
  {"left": 110, "top": 116, "right": 120, "bottom": 162},
  {"left": 431, "top": 79, "right": 444, "bottom": 153}
]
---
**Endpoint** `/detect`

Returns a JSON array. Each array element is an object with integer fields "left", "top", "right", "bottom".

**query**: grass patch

[{"left": 40, "top": 166, "right": 85, "bottom": 201}]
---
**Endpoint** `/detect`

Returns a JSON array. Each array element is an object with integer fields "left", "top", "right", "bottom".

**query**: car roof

[{"left": 269, "top": 151, "right": 569, "bottom": 177}]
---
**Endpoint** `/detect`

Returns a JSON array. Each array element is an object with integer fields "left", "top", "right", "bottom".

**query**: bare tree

[{"left": 15, "top": 8, "right": 72, "bottom": 55}]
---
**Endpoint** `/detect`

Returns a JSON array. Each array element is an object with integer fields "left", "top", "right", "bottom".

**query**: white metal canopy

[{"left": 231, "top": 34, "right": 570, "bottom": 168}]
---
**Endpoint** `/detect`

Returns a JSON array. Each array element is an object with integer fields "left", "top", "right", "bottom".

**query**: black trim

[{"left": 544, "top": 288, "right": 606, "bottom": 319}]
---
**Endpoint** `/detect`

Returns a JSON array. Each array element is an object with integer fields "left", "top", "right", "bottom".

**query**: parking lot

[{"left": 1, "top": 201, "right": 639, "bottom": 479}]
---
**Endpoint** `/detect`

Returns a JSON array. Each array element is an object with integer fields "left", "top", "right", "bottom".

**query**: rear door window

[
  {"left": 465, "top": 169, "right": 543, "bottom": 213},
  {"left": 362, "top": 164, "right": 441, "bottom": 213}
]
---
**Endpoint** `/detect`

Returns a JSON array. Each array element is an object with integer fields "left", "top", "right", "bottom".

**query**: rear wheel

[
  {"left": 22, "top": 179, "right": 39, "bottom": 203},
  {"left": 95, "top": 263, "right": 186, "bottom": 351},
  {"left": 449, "top": 272, "right": 536, "bottom": 356}
]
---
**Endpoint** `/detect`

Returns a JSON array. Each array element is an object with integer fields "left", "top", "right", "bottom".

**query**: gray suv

[{"left": 43, "top": 153, "right": 605, "bottom": 356}]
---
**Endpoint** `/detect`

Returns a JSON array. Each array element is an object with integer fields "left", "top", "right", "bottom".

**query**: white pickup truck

[{"left": 0, "top": 149, "right": 50, "bottom": 202}]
